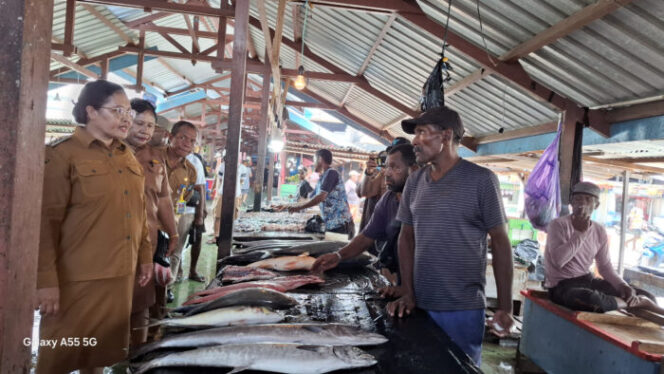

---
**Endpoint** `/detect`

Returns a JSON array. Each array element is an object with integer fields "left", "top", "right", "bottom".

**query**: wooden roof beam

[
  {"left": 50, "top": 49, "right": 126, "bottom": 77},
  {"left": 183, "top": 15, "right": 201, "bottom": 54},
  {"left": 50, "top": 53, "right": 99, "bottom": 79},
  {"left": 128, "top": 24, "right": 229, "bottom": 40},
  {"left": 248, "top": 15, "right": 418, "bottom": 119},
  {"left": 157, "top": 29, "right": 190, "bottom": 55},
  {"left": 125, "top": 12, "right": 170, "bottom": 28},
  {"left": 76, "top": 0, "right": 235, "bottom": 18}
]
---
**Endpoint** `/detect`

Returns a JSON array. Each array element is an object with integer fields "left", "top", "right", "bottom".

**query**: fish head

[
  {"left": 328, "top": 324, "right": 389, "bottom": 345},
  {"left": 332, "top": 346, "right": 377, "bottom": 367}
]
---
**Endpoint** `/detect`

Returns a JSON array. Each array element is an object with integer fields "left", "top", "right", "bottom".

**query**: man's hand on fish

[
  {"left": 311, "top": 252, "right": 341, "bottom": 273},
  {"left": 488, "top": 309, "right": 514, "bottom": 337},
  {"left": 618, "top": 284, "right": 636, "bottom": 304},
  {"left": 138, "top": 263, "right": 154, "bottom": 287},
  {"left": 36, "top": 287, "right": 60, "bottom": 317},
  {"left": 386, "top": 293, "right": 415, "bottom": 318},
  {"left": 378, "top": 285, "right": 406, "bottom": 299}
]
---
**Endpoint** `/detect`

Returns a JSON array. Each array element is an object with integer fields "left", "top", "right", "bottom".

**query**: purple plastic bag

[{"left": 525, "top": 123, "right": 562, "bottom": 231}]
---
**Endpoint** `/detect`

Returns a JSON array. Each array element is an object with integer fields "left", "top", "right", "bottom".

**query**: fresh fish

[
  {"left": 130, "top": 323, "right": 387, "bottom": 359},
  {"left": 338, "top": 251, "right": 377, "bottom": 269},
  {"left": 183, "top": 282, "right": 287, "bottom": 306},
  {"left": 171, "top": 288, "right": 298, "bottom": 316},
  {"left": 272, "top": 241, "right": 346, "bottom": 257},
  {"left": 218, "top": 250, "right": 271, "bottom": 267},
  {"left": 133, "top": 344, "right": 377, "bottom": 374},
  {"left": 247, "top": 252, "right": 316, "bottom": 271},
  {"left": 185, "top": 275, "right": 324, "bottom": 305},
  {"left": 150, "top": 306, "right": 283, "bottom": 328},
  {"left": 219, "top": 265, "right": 279, "bottom": 283}
]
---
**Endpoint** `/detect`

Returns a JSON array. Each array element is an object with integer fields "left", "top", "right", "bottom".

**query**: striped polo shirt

[{"left": 397, "top": 159, "right": 507, "bottom": 311}]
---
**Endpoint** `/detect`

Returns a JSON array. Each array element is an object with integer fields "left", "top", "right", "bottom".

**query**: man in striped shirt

[{"left": 388, "top": 106, "right": 514, "bottom": 365}]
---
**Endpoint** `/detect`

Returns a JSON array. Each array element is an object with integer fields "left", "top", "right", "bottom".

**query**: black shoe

[{"left": 167, "top": 289, "right": 175, "bottom": 303}]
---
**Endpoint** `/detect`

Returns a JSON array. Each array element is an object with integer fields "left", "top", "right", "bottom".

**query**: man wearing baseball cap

[
  {"left": 545, "top": 181, "right": 664, "bottom": 314},
  {"left": 387, "top": 106, "right": 514, "bottom": 365}
]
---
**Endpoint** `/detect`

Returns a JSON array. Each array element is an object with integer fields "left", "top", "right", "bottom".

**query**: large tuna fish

[
  {"left": 171, "top": 288, "right": 298, "bottom": 316},
  {"left": 149, "top": 306, "right": 283, "bottom": 328},
  {"left": 130, "top": 323, "right": 387, "bottom": 359},
  {"left": 133, "top": 344, "right": 377, "bottom": 374}
]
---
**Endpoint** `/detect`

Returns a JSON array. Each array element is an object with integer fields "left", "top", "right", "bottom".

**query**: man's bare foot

[{"left": 189, "top": 272, "right": 205, "bottom": 283}]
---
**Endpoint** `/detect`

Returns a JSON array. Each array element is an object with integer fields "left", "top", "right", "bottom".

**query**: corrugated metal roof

[
  {"left": 48, "top": 0, "right": 664, "bottom": 151},
  {"left": 419, "top": 0, "right": 664, "bottom": 108},
  {"left": 52, "top": 1, "right": 137, "bottom": 59}
]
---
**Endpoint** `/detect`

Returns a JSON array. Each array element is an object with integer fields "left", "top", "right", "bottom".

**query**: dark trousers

[{"left": 549, "top": 273, "right": 621, "bottom": 313}]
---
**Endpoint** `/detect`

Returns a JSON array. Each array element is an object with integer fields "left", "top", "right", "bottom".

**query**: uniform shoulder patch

[{"left": 47, "top": 135, "right": 73, "bottom": 148}]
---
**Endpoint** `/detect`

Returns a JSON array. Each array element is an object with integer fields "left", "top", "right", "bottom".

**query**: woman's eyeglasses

[{"left": 101, "top": 107, "right": 136, "bottom": 118}]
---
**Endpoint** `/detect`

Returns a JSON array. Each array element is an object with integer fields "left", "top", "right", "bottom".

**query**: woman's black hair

[
  {"left": 72, "top": 80, "right": 125, "bottom": 124},
  {"left": 130, "top": 98, "right": 157, "bottom": 119}
]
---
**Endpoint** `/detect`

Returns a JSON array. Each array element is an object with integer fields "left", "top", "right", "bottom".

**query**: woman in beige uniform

[{"left": 36, "top": 80, "right": 153, "bottom": 374}]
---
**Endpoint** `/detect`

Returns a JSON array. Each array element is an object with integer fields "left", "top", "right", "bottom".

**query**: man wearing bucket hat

[
  {"left": 387, "top": 106, "right": 514, "bottom": 365},
  {"left": 545, "top": 181, "right": 664, "bottom": 314}
]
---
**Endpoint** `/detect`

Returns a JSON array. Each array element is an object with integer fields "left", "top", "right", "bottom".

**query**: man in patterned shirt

[{"left": 277, "top": 149, "right": 354, "bottom": 238}]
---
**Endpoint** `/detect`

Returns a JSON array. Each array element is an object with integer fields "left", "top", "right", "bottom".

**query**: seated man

[
  {"left": 312, "top": 144, "right": 418, "bottom": 282},
  {"left": 545, "top": 182, "right": 663, "bottom": 314}
]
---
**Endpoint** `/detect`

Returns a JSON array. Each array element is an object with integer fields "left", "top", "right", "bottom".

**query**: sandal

[{"left": 189, "top": 273, "right": 206, "bottom": 283}]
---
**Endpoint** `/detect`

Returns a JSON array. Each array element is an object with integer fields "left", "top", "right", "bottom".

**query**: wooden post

[
  {"left": 253, "top": 54, "right": 271, "bottom": 211},
  {"left": 278, "top": 150, "right": 287, "bottom": 196},
  {"left": 136, "top": 29, "right": 145, "bottom": 92},
  {"left": 216, "top": 1, "right": 228, "bottom": 68},
  {"left": 618, "top": 170, "right": 630, "bottom": 277},
  {"left": 0, "top": 0, "right": 53, "bottom": 370},
  {"left": 558, "top": 109, "right": 580, "bottom": 216},
  {"left": 100, "top": 57, "right": 109, "bottom": 80},
  {"left": 267, "top": 153, "right": 276, "bottom": 202},
  {"left": 217, "top": 0, "right": 249, "bottom": 263},
  {"left": 63, "top": 0, "right": 75, "bottom": 56}
]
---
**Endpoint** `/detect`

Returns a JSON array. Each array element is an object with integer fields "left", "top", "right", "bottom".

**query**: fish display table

[
  {"left": 520, "top": 290, "right": 663, "bottom": 374},
  {"left": 145, "top": 268, "right": 480, "bottom": 373}
]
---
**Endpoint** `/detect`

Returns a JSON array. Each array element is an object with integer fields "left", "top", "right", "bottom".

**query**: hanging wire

[
  {"left": 476, "top": 0, "right": 498, "bottom": 67},
  {"left": 441, "top": 0, "right": 452, "bottom": 55},
  {"left": 439, "top": 0, "right": 453, "bottom": 84},
  {"left": 300, "top": 1, "right": 311, "bottom": 60},
  {"left": 500, "top": 81, "right": 508, "bottom": 133}
]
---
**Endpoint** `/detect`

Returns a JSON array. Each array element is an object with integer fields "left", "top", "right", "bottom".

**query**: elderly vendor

[{"left": 545, "top": 181, "right": 664, "bottom": 314}]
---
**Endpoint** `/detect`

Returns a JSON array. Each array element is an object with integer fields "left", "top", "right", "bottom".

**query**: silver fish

[
  {"left": 130, "top": 323, "right": 387, "bottom": 359},
  {"left": 134, "top": 344, "right": 377, "bottom": 374},
  {"left": 172, "top": 288, "right": 298, "bottom": 316},
  {"left": 272, "top": 241, "right": 346, "bottom": 257},
  {"left": 151, "top": 306, "right": 283, "bottom": 328}
]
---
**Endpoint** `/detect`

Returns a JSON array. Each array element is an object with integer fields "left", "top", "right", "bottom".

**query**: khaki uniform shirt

[
  {"left": 159, "top": 147, "right": 197, "bottom": 207},
  {"left": 134, "top": 144, "right": 171, "bottom": 244},
  {"left": 38, "top": 127, "right": 152, "bottom": 288}
]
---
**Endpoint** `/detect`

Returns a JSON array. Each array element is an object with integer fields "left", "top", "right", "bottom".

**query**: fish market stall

[
  {"left": 130, "top": 240, "right": 481, "bottom": 373},
  {"left": 520, "top": 290, "right": 663, "bottom": 374},
  {"left": 233, "top": 211, "right": 324, "bottom": 241}
]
